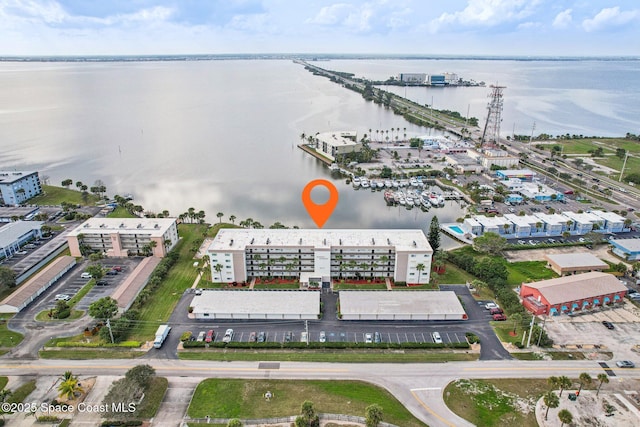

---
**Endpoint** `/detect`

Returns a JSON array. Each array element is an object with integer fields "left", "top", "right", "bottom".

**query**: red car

[
  {"left": 490, "top": 308, "right": 504, "bottom": 315},
  {"left": 205, "top": 329, "right": 215, "bottom": 343},
  {"left": 112, "top": 266, "right": 123, "bottom": 272},
  {"left": 493, "top": 313, "right": 507, "bottom": 321}
]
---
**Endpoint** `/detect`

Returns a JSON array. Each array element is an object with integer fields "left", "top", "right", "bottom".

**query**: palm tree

[
  {"left": 596, "top": 373, "right": 609, "bottom": 396},
  {"left": 577, "top": 372, "right": 592, "bottom": 396},
  {"left": 543, "top": 390, "right": 559, "bottom": 420},
  {"left": 214, "top": 264, "right": 223, "bottom": 282},
  {"left": 558, "top": 409, "right": 573, "bottom": 427},
  {"left": 510, "top": 312, "right": 523, "bottom": 335},
  {"left": 57, "top": 374, "right": 84, "bottom": 400},
  {"left": 557, "top": 376, "right": 572, "bottom": 397},
  {"left": 415, "top": 263, "right": 426, "bottom": 283},
  {"left": 229, "top": 215, "right": 236, "bottom": 224},
  {"left": 217, "top": 212, "right": 224, "bottom": 223}
]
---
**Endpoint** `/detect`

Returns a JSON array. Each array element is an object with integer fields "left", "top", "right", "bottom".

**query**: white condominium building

[
  {"left": 207, "top": 229, "right": 433, "bottom": 285},
  {"left": 0, "top": 171, "right": 42, "bottom": 205}
]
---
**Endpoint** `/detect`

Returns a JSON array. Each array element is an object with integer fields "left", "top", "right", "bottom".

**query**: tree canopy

[
  {"left": 472, "top": 232, "right": 507, "bottom": 255},
  {"left": 428, "top": 216, "right": 441, "bottom": 253},
  {"left": 0, "top": 266, "right": 17, "bottom": 289},
  {"left": 88, "top": 297, "right": 118, "bottom": 320}
]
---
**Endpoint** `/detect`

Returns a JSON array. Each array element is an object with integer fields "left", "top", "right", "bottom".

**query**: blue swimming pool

[{"left": 449, "top": 225, "right": 464, "bottom": 234}]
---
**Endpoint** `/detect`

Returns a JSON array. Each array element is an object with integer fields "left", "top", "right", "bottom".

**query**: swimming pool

[{"left": 449, "top": 225, "right": 464, "bottom": 234}]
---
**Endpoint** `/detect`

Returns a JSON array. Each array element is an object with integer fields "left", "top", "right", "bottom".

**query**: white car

[
  {"left": 432, "top": 332, "right": 443, "bottom": 344},
  {"left": 54, "top": 294, "right": 71, "bottom": 301},
  {"left": 364, "top": 333, "right": 373, "bottom": 343},
  {"left": 319, "top": 331, "right": 326, "bottom": 343},
  {"left": 81, "top": 272, "right": 92, "bottom": 279},
  {"left": 485, "top": 302, "right": 499, "bottom": 310},
  {"left": 222, "top": 329, "right": 234, "bottom": 343},
  {"left": 578, "top": 237, "right": 586, "bottom": 242},
  {"left": 15, "top": 250, "right": 28, "bottom": 255}
]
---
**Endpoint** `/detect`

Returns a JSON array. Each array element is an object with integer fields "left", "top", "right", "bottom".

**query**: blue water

[{"left": 449, "top": 225, "right": 464, "bottom": 234}]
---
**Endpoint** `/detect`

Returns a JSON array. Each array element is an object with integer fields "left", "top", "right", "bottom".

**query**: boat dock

[{"left": 297, "top": 144, "right": 333, "bottom": 165}]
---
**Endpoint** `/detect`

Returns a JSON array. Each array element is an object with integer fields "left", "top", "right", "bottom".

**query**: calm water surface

[{"left": 1, "top": 59, "right": 636, "bottom": 248}]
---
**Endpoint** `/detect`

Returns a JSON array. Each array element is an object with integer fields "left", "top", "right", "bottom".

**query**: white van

[{"left": 80, "top": 272, "right": 92, "bottom": 279}]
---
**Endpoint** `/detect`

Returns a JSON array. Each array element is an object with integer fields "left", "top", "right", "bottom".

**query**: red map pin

[{"left": 302, "top": 179, "right": 339, "bottom": 228}]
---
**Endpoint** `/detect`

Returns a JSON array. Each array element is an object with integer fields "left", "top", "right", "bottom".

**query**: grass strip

[
  {"left": 39, "top": 349, "right": 143, "bottom": 359},
  {"left": 7, "top": 379, "right": 37, "bottom": 404},
  {"left": 134, "top": 377, "right": 169, "bottom": 419}
]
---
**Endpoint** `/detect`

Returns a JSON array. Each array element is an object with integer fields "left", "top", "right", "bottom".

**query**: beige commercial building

[
  {"left": 67, "top": 218, "right": 178, "bottom": 258},
  {"left": 544, "top": 253, "right": 609, "bottom": 276},
  {"left": 207, "top": 229, "right": 432, "bottom": 285},
  {"left": 312, "top": 131, "right": 362, "bottom": 162}
]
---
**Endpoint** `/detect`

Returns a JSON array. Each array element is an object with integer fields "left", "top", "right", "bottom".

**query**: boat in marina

[
  {"left": 352, "top": 177, "right": 361, "bottom": 188},
  {"left": 360, "top": 178, "right": 370, "bottom": 188},
  {"left": 391, "top": 180, "right": 399, "bottom": 188},
  {"left": 427, "top": 192, "right": 445, "bottom": 207},
  {"left": 376, "top": 180, "right": 385, "bottom": 189},
  {"left": 384, "top": 180, "right": 392, "bottom": 188},
  {"left": 383, "top": 190, "right": 395, "bottom": 205},
  {"left": 409, "top": 177, "right": 418, "bottom": 187}
]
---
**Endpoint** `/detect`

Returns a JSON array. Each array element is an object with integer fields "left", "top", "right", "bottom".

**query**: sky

[{"left": 0, "top": 0, "right": 639, "bottom": 56}]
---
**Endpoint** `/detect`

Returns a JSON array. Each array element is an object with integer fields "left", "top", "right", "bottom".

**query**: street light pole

[{"left": 619, "top": 151, "right": 629, "bottom": 182}]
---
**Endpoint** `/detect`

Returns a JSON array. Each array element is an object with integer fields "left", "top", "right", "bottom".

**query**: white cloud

[
  {"left": 306, "top": 2, "right": 377, "bottom": 33},
  {"left": 429, "top": 0, "right": 540, "bottom": 32},
  {"left": 552, "top": 8, "right": 572, "bottom": 29},
  {"left": 582, "top": 7, "right": 639, "bottom": 32},
  {"left": 307, "top": 3, "right": 353, "bottom": 26},
  {"left": 517, "top": 21, "right": 541, "bottom": 30},
  {"left": 0, "top": 0, "right": 66, "bottom": 24}
]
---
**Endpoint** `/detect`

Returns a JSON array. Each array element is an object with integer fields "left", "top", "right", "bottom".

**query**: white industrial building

[
  {"left": 207, "top": 229, "right": 433, "bottom": 285},
  {"left": 312, "top": 131, "right": 362, "bottom": 162},
  {"left": 67, "top": 218, "right": 178, "bottom": 258},
  {"left": 190, "top": 290, "right": 320, "bottom": 319},
  {"left": 397, "top": 73, "right": 426, "bottom": 84},
  {"left": 339, "top": 291, "right": 467, "bottom": 321},
  {"left": 0, "top": 171, "right": 42, "bottom": 205},
  {"left": 0, "top": 220, "right": 43, "bottom": 260}
]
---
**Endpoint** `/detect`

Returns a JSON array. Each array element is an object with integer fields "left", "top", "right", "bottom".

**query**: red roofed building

[{"left": 520, "top": 272, "right": 627, "bottom": 316}]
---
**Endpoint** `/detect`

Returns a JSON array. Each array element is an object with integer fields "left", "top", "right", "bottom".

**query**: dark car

[
  {"left": 105, "top": 270, "right": 118, "bottom": 275},
  {"left": 602, "top": 321, "right": 615, "bottom": 330},
  {"left": 96, "top": 280, "right": 109, "bottom": 286},
  {"left": 284, "top": 331, "right": 293, "bottom": 343}
]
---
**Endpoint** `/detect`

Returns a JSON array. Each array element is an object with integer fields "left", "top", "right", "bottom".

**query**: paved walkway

[
  {"left": 151, "top": 377, "right": 202, "bottom": 427},
  {"left": 385, "top": 278, "right": 392, "bottom": 290}
]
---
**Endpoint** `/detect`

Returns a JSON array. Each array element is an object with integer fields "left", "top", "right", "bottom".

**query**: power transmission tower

[{"left": 480, "top": 85, "right": 506, "bottom": 148}]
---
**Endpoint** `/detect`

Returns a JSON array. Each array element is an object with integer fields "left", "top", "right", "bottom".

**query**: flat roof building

[
  {"left": 0, "top": 171, "right": 42, "bottom": 205},
  {"left": 339, "top": 291, "right": 467, "bottom": 321},
  {"left": 544, "top": 253, "right": 608, "bottom": 276},
  {"left": 0, "top": 256, "right": 76, "bottom": 313},
  {"left": 520, "top": 272, "right": 626, "bottom": 316},
  {"left": 590, "top": 210, "right": 626, "bottom": 232},
  {"left": 67, "top": 218, "right": 178, "bottom": 258},
  {"left": 190, "top": 290, "right": 320, "bottom": 319},
  {"left": 0, "top": 206, "right": 40, "bottom": 223},
  {"left": 610, "top": 238, "right": 640, "bottom": 261},
  {"left": 207, "top": 229, "right": 432, "bottom": 285},
  {"left": 473, "top": 215, "right": 513, "bottom": 235},
  {"left": 312, "top": 131, "right": 362, "bottom": 162},
  {"left": 496, "top": 169, "right": 536, "bottom": 182},
  {"left": 0, "top": 220, "right": 43, "bottom": 260}
]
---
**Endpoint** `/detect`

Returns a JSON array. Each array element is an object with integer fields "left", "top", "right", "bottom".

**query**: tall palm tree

[
  {"left": 558, "top": 409, "right": 573, "bottom": 427},
  {"left": 217, "top": 212, "right": 224, "bottom": 223},
  {"left": 543, "top": 390, "right": 559, "bottom": 420},
  {"left": 229, "top": 215, "right": 236, "bottom": 224},
  {"left": 577, "top": 372, "right": 592, "bottom": 396},
  {"left": 214, "top": 264, "right": 224, "bottom": 282},
  {"left": 557, "top": 376, "right": 572, "bottom": 397},
  {"left": 596, "top": 373, "right": 609, "bottom": 396},
  {"left": 415, "top": 263, "right": 426, "bottom": 283}
]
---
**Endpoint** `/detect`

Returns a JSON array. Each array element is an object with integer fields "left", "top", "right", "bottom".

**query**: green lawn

[
  {"left": 506, "top": 261, "right": 557, "bottom": 286},
  {"left": 432, "top": 262, "right": 477, "bottom": 284},
  {"left": 333, "top": 283, "right": 387, "bottom": 290},
  {"left": 444, "top": 379, "right": 549, "bottom": 427},
  {"left": 6, "top": 379, "right": 37, "bottom": 404},
  {"left": 35, "top": 309, "right": 84, "bottom": 322},
  {"left": 0, "top": 376, "right": 8, "bottom": 390},
  {"left": 253, "top": 283, "right": 301, "bottom": 290},
  {"left": 179, "top": 350, "right": 478, "bottom": 363},
  {"left": 0, "top": 319, "right": 24, "bottom": 347},
  {"left": 30, "top": 185, "right": 101, "bottom": 206},
  {"left": 107, "top": 206, "right": 138, "bottom": 218},
  {"left": 187, "top": 379, "right": 428, "bottom": 427},
  {"left": 493, "top": 323, "right": 526, "bottom": 346},
  {"left": 39, "top": 349, "right": 144, "bottom": 359},
  {"left": 129, "top": 223, "right": 237, "bottom": 341},
  {"left": 134, "top": 377, "right": 169, "bottom": 419}
]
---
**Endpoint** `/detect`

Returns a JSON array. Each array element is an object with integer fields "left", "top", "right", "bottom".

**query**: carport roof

[
  {"left": 522, "top": 272, "right": 626, "bottom": 305},
  {"left": 0, "top": 255, "right": 75, "bottom": 311},
  {"left": 0, "top": 220, "right": 43, "bottom": 248},
  {"left": 544, "top": 253, "right": 608, "bottom": 270},
  {"left": 339, "top": 291, "right": 466, "bottom": 317},
  {"left": 191, "top": 290, "right": 320, "bottom": 316}
]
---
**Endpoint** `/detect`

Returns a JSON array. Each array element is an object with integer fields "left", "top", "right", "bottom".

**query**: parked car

[
  {"left": 111, "top": 266, "right": 123, "bottom": 272},
  {"left": 432, "top": 332, "right": 443, "bottom": 344},
  {"left": 222, "top": 329, "right": 234, "bottom": 343},
  {"left": 205, "top": 329, "right": 215, "bottom": 343},
  {"left": 319, "top": 331, "right": 326, "bottom": 343},
  {"left": 493, "top": 313, "right": 507, "bottom": 321},
  {"left": 54, "top": 294, "right": 71, "bottom": 301},
  {"left": 96, "top": 280, "right": 109, "bottom": 286},
  {"left": 194, "top": 289, "right": 202, "bottom": 295},
  {"left": 517, "top": 240, "right": 526, "bottom": 245},
  {"left": 81, "top": 272, "right": 92, "bottom": 279},
  {"left": 489, "top": 308, "right": 504, "bottom": 315},
  {"left": 602, "top": 321, "right": 615, "bottom": 330},
  {"left": 284, "top": 331, "right": 293, "bottom": 343},
  {"left": 485, "top": 302, "right": 499, "bottom": 310},
  {"left": 105, "top": 270, "right": 118, "bottom": 275},
  {"left": 197, "top": 331, "right": 206, "bottom": 342},
  {"left": 15, "top": 250, "right": 27, "bottom": 255},
  {"left": 248, "top": 332, "right": 257, "bottom": 343},
  {"left": 257, "top": 331, "right": 266, "bottom": 343},
  {"left": 300, "top": 332, "right": 308, "bottom": 343},
  {"left": 374, "top": 331, "right": 382, "bottom": 344},
  {"left": 364, "top": 333, "right": 373, "bottom": 343},
  {"left": 616, "top": 360, "right": 635, "bottom": 368}
]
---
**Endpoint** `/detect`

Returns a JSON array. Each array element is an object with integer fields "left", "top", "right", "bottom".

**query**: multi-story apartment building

[
  {"left": 207, "top": 229, "right": 433, "bottom": 285},
  {"left": 0, "top": 171, "right": 42, "bottom": 205},
  {"left": 67, "top": 218, "right": 178, "bottom": 258},
  {"left": 312, "top": 131, "right": 362, "bottom": 162}
]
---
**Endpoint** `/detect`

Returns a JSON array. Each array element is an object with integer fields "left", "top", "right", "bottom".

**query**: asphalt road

[{"left": 1, "top": 358, "right": 637, "bottom": 427}]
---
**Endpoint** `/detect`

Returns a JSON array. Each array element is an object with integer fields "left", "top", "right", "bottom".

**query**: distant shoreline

[{"left": 1, "top": 54, "right": 639, "bottom": 63}]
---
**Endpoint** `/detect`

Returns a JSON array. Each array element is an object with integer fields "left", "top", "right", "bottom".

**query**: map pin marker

[{"left": 302, "top": 179, "right": 339, "bottom": 228}]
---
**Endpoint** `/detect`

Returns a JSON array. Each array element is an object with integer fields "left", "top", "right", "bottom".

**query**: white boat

[
  {"left": 397, "top": 195, "right": 406, "bottom": 205},
  {"left": 420, "top": 197, "right": 431, "bottom": 209},
  {"left": 329, "top": 163, "right": 340, "bottom": 171},
  {"left": 409, "top": 177, "right": 418, "bottom": 187},
  {"left": 376, "top": 180, "right": 385, "bottom": 189},
  {"left": 384, "top": 180, "right": 392, "bottom": 188},
  {"left": 361, "top": 178, "right": 370, "bottom": 188},
  {"left": 352, "top": 177, "right": 361, "bottom": 188},
  {"left": 399, "top": 179, "right": 409, "bottom": 187},
  {"left": 405, "top": 196, "right": 414, "bottom": 206},
  {"left": 391, "top": 180, "right": 399, "bottom": 188}
]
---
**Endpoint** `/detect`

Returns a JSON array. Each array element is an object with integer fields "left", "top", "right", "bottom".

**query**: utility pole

[
  {"left": 619, "top": 151, "right": 629, "bottom": 182},
  {"left": 526, "top": 315, "right": 535, "bottom": 347},
  {"left": 536, "top": 316, "right": 547, "bottom": 347},
  {"left": 106, "top": 318, "right": 115, "bottom": 344}
]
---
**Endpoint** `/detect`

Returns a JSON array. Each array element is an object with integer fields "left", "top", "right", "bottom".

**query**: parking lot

[{"left": 188, "top": 327, "right": 468, "bottom": 345}]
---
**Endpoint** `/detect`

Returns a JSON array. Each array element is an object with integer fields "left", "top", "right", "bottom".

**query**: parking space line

[
  {"left": 396, "top": 333, "right": 401, "bottom": 344},
  {"left": 404, "top": 332, "right": 409, "bottom": 343},
  {"left": 421, "top": 332, "right": 426, "bottom": 343}
]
